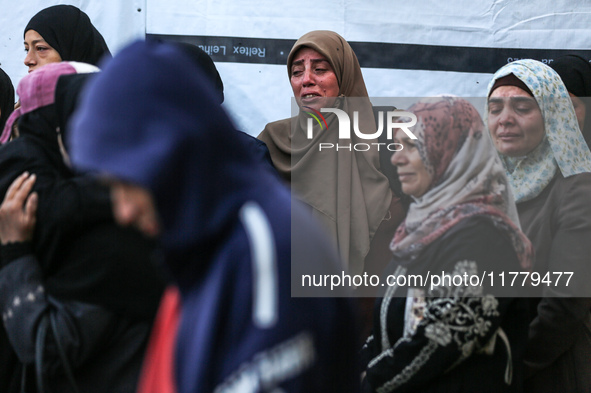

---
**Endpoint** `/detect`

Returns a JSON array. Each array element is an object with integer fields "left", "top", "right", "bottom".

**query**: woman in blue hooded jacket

[{"left": 66, "top": 39, "right": 360, "bottom": 393}]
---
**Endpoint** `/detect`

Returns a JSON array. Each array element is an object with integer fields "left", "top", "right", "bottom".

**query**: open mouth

[{"left": 301, "top": 93, "right": 321, "bottom": 100}]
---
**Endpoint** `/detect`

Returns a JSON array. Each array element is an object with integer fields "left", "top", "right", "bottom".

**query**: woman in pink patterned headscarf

[{"left": 361, "top": 96, "right": 532, "bottom": 393}]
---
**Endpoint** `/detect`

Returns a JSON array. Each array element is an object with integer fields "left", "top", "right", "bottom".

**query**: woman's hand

[{"left": 0, "top": 172, "right": 38, "bottom": 244}]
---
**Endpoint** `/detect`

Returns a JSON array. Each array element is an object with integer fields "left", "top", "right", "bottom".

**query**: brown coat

[{"left": 518, "top": 172, "right": 591, "bottom": 393}]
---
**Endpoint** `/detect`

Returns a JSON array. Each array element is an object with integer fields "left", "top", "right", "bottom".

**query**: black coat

[
  {"left": 361, "top": 217, "right": 530, "bottom": 393},
  {"left": 0, "top": 79, "right": 163, "bottom": 392}
]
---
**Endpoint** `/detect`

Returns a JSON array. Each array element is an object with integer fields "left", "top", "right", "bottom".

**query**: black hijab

[
  {"left": 170, "top": 41, "right": 276, "bottom": 171},
  {"left": 0, "top": 68, "right": 14, "bottom": 132},
  {"left": 551, "top": 55, "right": 591, "bottom": 98},
  {"left": 551, "top": 54, "right": 591, "bottom": 147},
  {"left": 25, "top": 5, "right": 111, "bottom": 65},
  {"left": 173, "top": 42, "right": 225, "bottom": 104}
]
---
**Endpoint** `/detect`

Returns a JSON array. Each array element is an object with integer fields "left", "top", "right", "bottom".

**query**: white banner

[{"left": 2, "top": 1, "right": 591, "bottom": 136}]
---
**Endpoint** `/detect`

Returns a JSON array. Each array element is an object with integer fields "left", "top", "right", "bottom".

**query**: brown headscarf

[{"left": 258, "top": 30, "right": 391, "bottom": 275}]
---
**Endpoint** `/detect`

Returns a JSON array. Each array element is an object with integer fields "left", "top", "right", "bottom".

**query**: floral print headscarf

[
  {"left": 485, "top": 59, "right": 591, "bottom": 203},
  {"left": 391, "top": 97, "right": 532, "bottom": 271}
]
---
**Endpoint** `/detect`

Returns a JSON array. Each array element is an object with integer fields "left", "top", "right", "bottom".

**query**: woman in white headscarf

[{"left": 486, "top": 59, "right": 591, "bottom": 393}]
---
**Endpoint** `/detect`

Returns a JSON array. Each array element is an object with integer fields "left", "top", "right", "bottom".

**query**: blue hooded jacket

[{"left": 69, "top": 40, "right": 360, "bottom": 393}]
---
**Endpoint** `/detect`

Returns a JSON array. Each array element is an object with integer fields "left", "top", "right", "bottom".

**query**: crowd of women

[{"left": 0, "top": 4, "right": 590, "bottom": 393}]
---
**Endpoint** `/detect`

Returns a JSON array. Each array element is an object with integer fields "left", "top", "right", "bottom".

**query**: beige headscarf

[{"left": 258, "top": 30, "right": 392, "bottom": 275}]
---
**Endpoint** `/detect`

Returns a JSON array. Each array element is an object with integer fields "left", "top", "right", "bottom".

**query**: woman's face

[
  {"left": 110, "top": 180, "right": 160, "bottom": 238},
  {"left": 24, "top": 30, "right": 62, "bottom": 73},
  {"left": 569, "top": 92, "right": 586, "bottom": 133},
  {"left": 391, "top": 129, "right": 433, "bottom": 198},
  {"left": 290, "top": 47, "right": 339, "bottom": 112},
  {"left": 488, "top": 85, "right": 545, "bottom": 157}
]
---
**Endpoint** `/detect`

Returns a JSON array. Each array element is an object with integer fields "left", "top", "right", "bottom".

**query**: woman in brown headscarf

[{"left": 258, "top": 30, "right": 401, "bottom": 279}]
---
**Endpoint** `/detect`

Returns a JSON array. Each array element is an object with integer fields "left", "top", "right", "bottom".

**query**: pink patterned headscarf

[
  {"left": 1, "top": 61, "right": 99, "bottom": 144},
  {"left": 391, "top": 96, "right": 532, "bottom": 271}
]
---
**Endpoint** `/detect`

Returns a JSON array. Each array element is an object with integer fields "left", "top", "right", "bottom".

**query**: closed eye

[{"left": 514, "top": 104, "right": 535, "bottom": 114}]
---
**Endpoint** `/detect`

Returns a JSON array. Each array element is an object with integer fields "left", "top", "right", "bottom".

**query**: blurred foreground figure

[{"left": 69, "top": 40, "right": 360, "bottom": 393}]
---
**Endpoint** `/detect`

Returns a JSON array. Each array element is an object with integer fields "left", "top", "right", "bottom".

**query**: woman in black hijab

[
  {"left": 0, "top": 68, "right": 14, "bottom": 131},
  {"left": 24, "top": 5, "right": 110, "bottom": 73},
  {"left": 0, "top": 62, "right": 163, "bottom": 392},
  {"left": 171, "top": 41, "right": 275, "bottom": 170},
  {"left": 551, "top": 54, "right": 591, "bottom": 148}
]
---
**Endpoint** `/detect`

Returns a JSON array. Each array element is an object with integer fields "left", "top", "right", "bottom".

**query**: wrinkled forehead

[
  {"left": 289, "top": 44, "right": 332, "bottom": 69},
  {"left": 489, "top": 85, "right": 534, "bottom": 99},
  {"left": 290, "top": 47, "right": 330, "bottom": 67}
]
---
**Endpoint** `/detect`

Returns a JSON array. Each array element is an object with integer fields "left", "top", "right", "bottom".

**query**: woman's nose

[
  {"left": 391, "top": 150, "right": 406, "bottom": 166},
  {"left": 497, "top": 107, "right": 514, "bottom": 127},
  {"left": 24, "top": 51, "right": 35, "bottom": 66},
  {"left": 302, "top": 69, "right": 314, "bottom": 86}
]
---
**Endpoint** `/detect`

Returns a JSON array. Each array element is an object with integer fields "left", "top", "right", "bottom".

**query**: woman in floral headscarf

[
  {"left": 487, "top": 59, "right": 591, "bottom": 393},
  {"left": 361, "top": 96, "right": 532, "bottom": 393}
]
